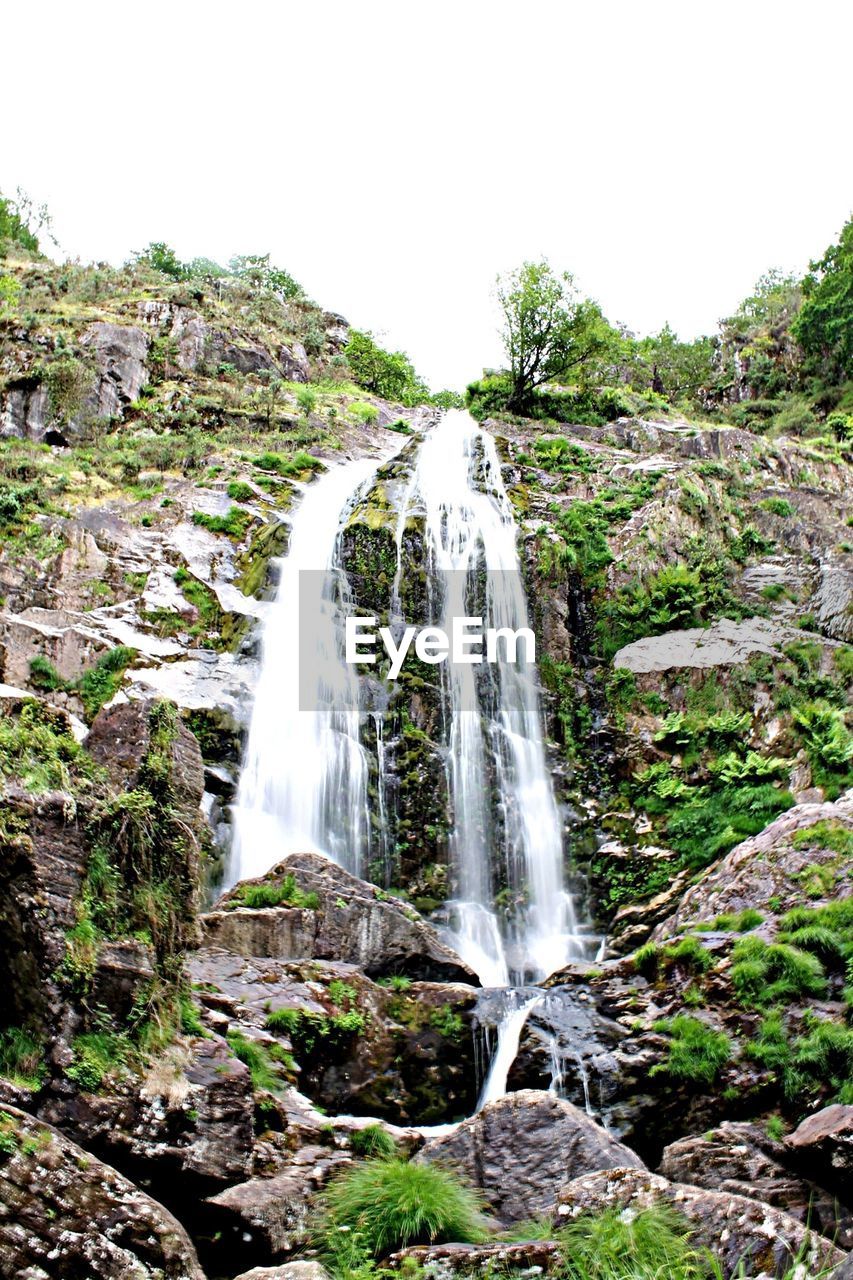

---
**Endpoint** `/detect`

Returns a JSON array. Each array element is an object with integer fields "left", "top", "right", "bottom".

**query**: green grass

[
  {"left": 226, "top": 1030, "right": 291, "bottom": 1092},
  {"left": 0, "top": 700, "right": 95, "bottom": 793},
  {"left": 315, "top": 1158, "right": 487, "bottom": 1265},
  {"left": 226, "top": 480, "right": 254, "bottom": 502},
  {"left": 557, "top": 1203, "right": 717, "bottom": 1280},
  {"left": 633, "top": 935, "right": 712, "bottom": 979},
  {"left": 66, "top": 1030, "right": 130, "bottom": 1091},
  {"left": 76, "top": 646, "right": 136, "bottom": 719},
  {"left": 349, "top": 1124, "right": 397, "bottom": 1160},
  {"left": 0, "top": 1027, "right": 46, "bottom": 1089},
  {"left": 233, "top": 874, "right": 320, "bottom": 910},
  {"left": 252, "top": 449, "right": 323, "bottom": 477},
  {"left": 192, "top": 506, "right": 251, "bottom": 539},
  {"left": 650, "top": 1015, "right": 732, "bottom": 1084},
  {"left": 731, "top": 936, "right": 827, "bottom": 1006},
  {"left": 791, "top": 820, "right": 853, "bottom": 856},
  {"left": 694, "top": 908, "right": 763, "bottom": 933}
]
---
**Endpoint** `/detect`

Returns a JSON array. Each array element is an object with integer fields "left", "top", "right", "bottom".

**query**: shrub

[
  {"left": 29, "top": 654, "right": 63, "bottom": 691},
  {"left": 557, "top": 1203, "right": 716, "bottom": 1280},
  {"left": 296, "top": 386, "right": 317, "bottom": 415},
  {"left": 760, "top": 497, "right": 794, "bottom": 517},
  {"left": 75, "top": 646, "right": 136, "bottom": 719},
  {"left": 252, "top": 450, "right": 323, "bottom": 477},
  {"left": 650, "top": 1015, "right": 731, "bottom": 1084},
  {"left": 352, "top": 401, "right": 379, "bottom": 425},
  {"left": 349, "top": 1124, "right": 397, "bottom": 1160},
  {"left": 235, "top": 874, "right": 320, "bottom": 910},
  {"left": 316, "top": 1158, "right": 487, "bottom": 1264},
  {"left": 695, "top": 908, "right": 763, "bottom": 933},
  {"left": 66, "top": 1030, "right": 129, "bottom": 1091},
  {"left": 227, "top": 1031, "right": 289, "bottom": 1092},
  {"left": 0, "top": 1027, "right": 46, "bottom": 1089},
  {"left": 792, "top": 702, "right": 853, "bottom": 794},
  {"left": 192, "top": 506, "right": 251, "bottom": 539},
  {"left": 731, "top": 936, "right": 827, "bottom": 1006},
  {"left": 226, "top": 480, "right": 254, "bottom": 502}
]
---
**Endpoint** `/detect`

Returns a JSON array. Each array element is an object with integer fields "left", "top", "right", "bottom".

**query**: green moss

[
  {"left": 0, "top": 1027, "right": 46, "bottom": 1089},
  {"left": 232, "top": 875, "right": 320, "bottom": 910},
  {"left": 192, "top": 506, "right": 251, "bottom": 539}
]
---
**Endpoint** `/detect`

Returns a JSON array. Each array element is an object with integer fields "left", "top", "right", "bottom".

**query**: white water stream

[
  {"left": 231, "top": 456, "right": 380, "bottom": 885},
  {"left": 231, "top": 410, "right": 587, "bottom": 1106}
]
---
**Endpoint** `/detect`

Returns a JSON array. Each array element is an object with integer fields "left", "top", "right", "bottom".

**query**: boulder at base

[
  {"left": 418, "top": 1088, "right": 645, "bottom": 1222},
  {"left": 555, "top": 1167, "right": 844, "bottom": 1278},
  {"left": 0, "top": 1104, "right": 204, "bottom": 1279}
]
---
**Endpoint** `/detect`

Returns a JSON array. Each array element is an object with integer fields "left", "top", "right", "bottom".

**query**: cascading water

[
  {"left": 230, "top": 457, "right": 380, "bottom": 885},
  {"left": 231, "top": 409, "right": 590, "bottom": 1110},
  {"left": 397, "top": 410, "right": 585, "bottom": 986}
]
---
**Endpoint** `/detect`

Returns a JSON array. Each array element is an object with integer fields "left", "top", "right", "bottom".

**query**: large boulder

[
  {"left": 660, "top": 1122, "right": 852, "bottom": 1248},
  {"left": 418, "top": 1089, "right": 645, "bottom": 1223},
  {"left": 785, "top": 1104, "right": 853, "bottom": 1193},
  {"left": 555, "top": 1167, "right": 844, "bottom": 1278},
  {"left": 0, "top": 1104, "right": 204, "bottom": 1279},
  {"left": 81, "top": 321, "right": 151, "bottom": 423},
  {"left": 207, "top": 852, "right": 477, "bottom": 985},
  {"left": 234, "top": 1267, "right": 331, "bottom": 1280},
  {"left": 39, "top": 1033, "right": 255, "bottom": 1194}
]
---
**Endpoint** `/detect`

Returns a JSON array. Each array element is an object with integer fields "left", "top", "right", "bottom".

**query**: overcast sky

[{"left": 3, "top": 1, "right": 851, "bottom": 390}]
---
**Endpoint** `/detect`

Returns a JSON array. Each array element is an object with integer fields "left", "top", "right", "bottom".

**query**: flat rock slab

[{"left": 612, "top": 616, "right": 831, "bottom": 674}]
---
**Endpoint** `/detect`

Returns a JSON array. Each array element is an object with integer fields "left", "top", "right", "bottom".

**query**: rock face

[
  {"left": 233, "top": 1266, "right": 332, "bottom": 1280},
  {"left": 611, "top": 615, "right": 826, "bottom": 675},
  {"left": 81, "top": 321, "right": 151, "bottom": 424},
  {"left": 0, "top": 1104, "right": 204, "bottom": 1279},
  {"left": 418, "top": 1089, "right": 645, "bottom": 1223},
  {"left": 388, "top": 1242, "right": 561, "bottom": 1277},
  {"left": 652, "top": 793, "right": 853, "bottom": 941},
  {"left": 785, "top": 1105, "right": 853, "bottom": 1193},
  {"left": 659, "top": 1122, "right": 853, "bottom": 1248},
  {"left": 206, "top": 852, "right": 478, "bottom": 985},
  {"left": 555, "top": 1167, "right": 844, "bottom": 1278}
]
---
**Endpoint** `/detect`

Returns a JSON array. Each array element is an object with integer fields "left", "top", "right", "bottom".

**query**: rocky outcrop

[
  {"left": 659, "top": 1122, "right": 853, "bottom": 1248},
  {"left": 555, "top": 1166, "right": 844, "bottom": 1278},
  {"left": 207, "top": 852, "right": 478, "bottom": 985},
  {"left": 612, "top": 616, "right": 832, "bottom": 675},
  {"left": 418, "top": 1089, "right": 645, "bottom": 1223},
  {"left": 81, "top": 321, "right": 151, "bottom": 424},
  {"left": 0, "top": 1104, "right": 204, "bottom": 1279},
  {"left": 652, "top": 793, "right": 853, "bottom": 941},
  {"left": 234, "top": 1266, "right": 331, "bottom": 1280}
]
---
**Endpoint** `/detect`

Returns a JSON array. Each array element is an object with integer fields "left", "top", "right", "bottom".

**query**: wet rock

[
  {"left": 555, "top": 1166, "right": 844, "bottom": 1278},
  {"left": 189, "top": 949, "right": 479, "bottom": 1124},
  {"left": 418, "top": 1089, "right": 645, "bottom": 1223},
  {"left": 206, "top": 852, "right": 478, "bottom": 985},
  {"left": 0, "top": 378, "right": 51, "bottom": 441},
  {"left": 659, "top": 1122, "right": 853, "bottom": 1248},
  {"left": 234, "top": 1266, "right": 332, "bottom": 1280},
  {"left": 785, "top": 1104, "right": 853, "bottom": 1193},
  {"left": 613, "top": 616, "right": 793, "bottom": 675},
  {"left": 0, "top": 1104, "right": 204, "bottom": 1279},
  {"left": 388, "top": 1242, "right": 561, "bottom": 1277},
  {"left": 204, "top": 1145, "right": 348, "bottom": 1266},
  {"left": 40, "top": 1033, "right": 255, "bottom": 1194}
]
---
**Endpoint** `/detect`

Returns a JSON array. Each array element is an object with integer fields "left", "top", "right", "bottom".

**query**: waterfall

[
  {"left": 399, "top": 410, "right": 584, "bottom": 985},
  {"left": 230, "top": 457, "right": 380, "bottom": 885},
  {"left": 476, "top": 991, "right": 542, "bottom": 1110}
]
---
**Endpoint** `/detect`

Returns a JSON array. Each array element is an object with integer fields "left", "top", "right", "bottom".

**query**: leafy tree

[
  {"left": 228, "top": 254, "right": 303, "bottom": 300},
  {"left": 792, "top": 215, "right": 853, "bottom": 386},
  {"left": 344, "top": 329, "right": 430, "bottom": 405},
  {"left": 0, "top": 188, "right": 52, "bottom": 256},
  {"left": 130, "top": 241, "right": 190, "bottom": 280},
  {"left": 633, "top": 324, "right": 716, "bottom": 403},
  {"left": 496, "top": 260, "right": 615, "bottom": 414}
]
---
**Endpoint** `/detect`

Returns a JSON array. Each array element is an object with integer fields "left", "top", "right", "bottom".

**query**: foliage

[
  {"left": 253, "top": 449, "right": 324, "bottom": 477},
  {"left": 349, "top": 1124, "right": 397, "bottom": 1160},
  {"left": 192, "top": 505, "right": 251, "bottom": 539},
  {"left": 0, "top": 700, "right": 94, "bottom": 793},
  {"left": 226, "top": 1030, "right": 289, "bottom": 1092},
  {"left": 792, "top": 215, "right": 853, "bottom": 387},
  {"left": 695, "top": 908, "right": 763, "bottom": 933},
  {"left": 557, "top": 1203, "right": 717, "bottom": 1280},
  {"left": 0, "top": 1027, "right": 46, "bottom": 1089},
  {"left": 650, "top": 1015, "right": 732, "bottom": 1084},
  {"left": 495, "top": 260, "right": 616, "bottom": 414},
  {"left": 345, "top": 330, "right": 430, "bottom": 406},
  {"left": 226, "top": 480, "right": 254, "bottom": 502},
  {"left": 76, "top": 646, "right": 136, "bottom": 719},
  {"left": 315, "top": 1157, "right": 487, "bottom": 1265},
  {"left": 730, "top": 936, "right": 827, "bottom": 1006},
  {"left": 791, "top": 702, "right": 853, "bottom": 795},
  {"left": 66, "top": 1030, "right": 130, "bottom": 1091},
  {"left": 791, "top": 820, "right": 853, "bottom": 856},
  {"left": 234, "top": 874, "right": 320, "bottom": 910},
  {"left": 0, "top": 188, "right": 50, "bottom": 256}
]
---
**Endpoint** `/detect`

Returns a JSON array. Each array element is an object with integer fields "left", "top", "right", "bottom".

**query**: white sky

[{"left": 3, "top": 1, "right": 851, "bottom": 391}]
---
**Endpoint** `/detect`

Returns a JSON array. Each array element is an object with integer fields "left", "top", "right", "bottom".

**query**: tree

[
  {"left": 791, "top": 215, "right": 853, "bottom": 386},
  {"left": 496, "top": 260, "right": 615, "bottom": 414},
  {"left": 344, "top": 329, "right": 430, "bottom": 405},
  {"left": 130, "top": 242, "right": 190, "bottom": 280},
  {"left": 0, "top": 187, "right": 53, "bottom": 257}
]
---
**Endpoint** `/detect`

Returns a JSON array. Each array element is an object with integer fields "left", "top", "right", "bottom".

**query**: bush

[
  {"left": 0, "top": 1027, "right": 46, "bottom": 1089},
  {"left": 344, "top": 330, "right": 430, "bottom": 406},
  {"left": 349, "top": 1124, "right": 397, "bottom": 1160},
  {"left": 760, "top": 497, "right": 794, "bottom": 517},
  {"left": 252, "top": 450, "right": 323, "bottom": 477},
  {"left": 296, "top": 386, "right": 317, "bottom": 414},
  {"left": 731, "top": 936, "right": 827, "bottom": 1006},
  {"left": 29, "top": 654, "right": 63, "bottom": 691},
  {"left": 226, "top": 480, "right": 254, "bottom": 502},
  {"left": 227, "top": 1031, "right": 289, "bottom": 1092},
  {"left": 234, "top": 874, "right": 320, "bottom": 910},
  {"left": 557, "top": 1203, "right": 716, "bottom": 1280},
  {"left": 66, "top": 1030, "right": 129, "bottom": 1092},
  {"left": 75, "top": 646, "right": 136, "bottom": 719},
  {"left": 650, "top": 1015, "right": 731, "bottom": 1084},
  {"left": 192, "top": 506, "right": 251, "bottom": 539},
  {"left": 316, "top": 1158, "right": 487, "bottom": 1264},
  {"left": 352, "top": 401, "right": 379, "bottom": 425}
]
